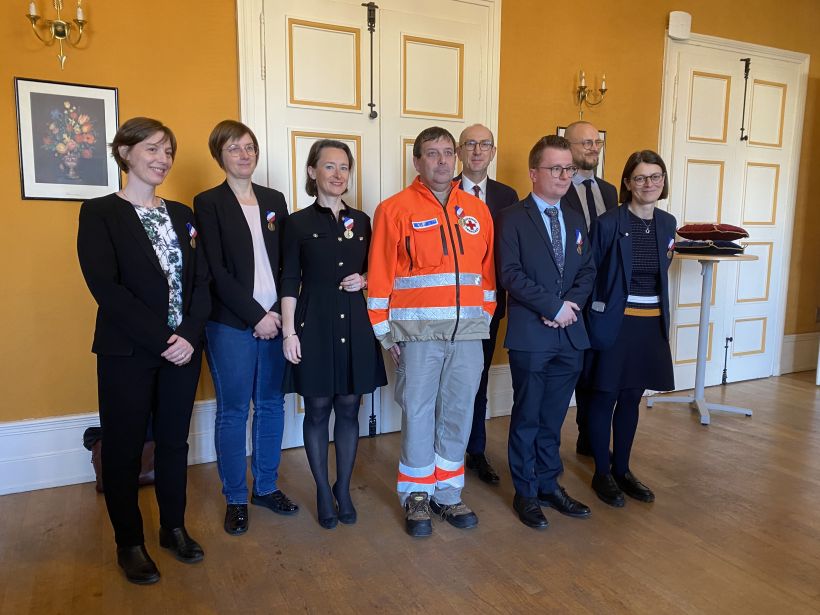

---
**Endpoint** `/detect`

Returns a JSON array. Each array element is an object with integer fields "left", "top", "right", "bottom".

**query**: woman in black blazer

[
  {"left": 77, "top": 117, "right": 211, "bottom": 584},
  {"left": 584, "top": 150, "right": 677, "bottom": 508},
  {"left": 193, "top": 120, "right": 298, "bottom": 537}
]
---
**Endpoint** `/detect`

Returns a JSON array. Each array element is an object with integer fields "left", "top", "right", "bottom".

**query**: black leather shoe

[
  {"left": 591, "top": 473, "right": 626, "bottom": 508},
  {"left": 332, "top": 484, "right": 357, "bottom": 525},
  {"left": 404, "top": 492, "right": 433, "bottom": 537},
  {"left": 466, "top": 453, "right": 500, "bottom": 484},
  {"left": 512, "top": 494, "right": 549, "bottom": 529},
  {"left": 614, "top": 471, "right": 655, "bottom": 503},
  {"left": 158, "top": 527, "right": 204, "bottom": 563},
  {"left": 116, "top": 545, "right": 160, "bottom": 585},
  {"left": 224, "top": 504, "right": 249, "bottom": 536},
  {"left": 537, "top": 485, "right": 591, "bottom": 518},
  {"left": 251, "top": 490, "right": 299, "bottom": 515}
]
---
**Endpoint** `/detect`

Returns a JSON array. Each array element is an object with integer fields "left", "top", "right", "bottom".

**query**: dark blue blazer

[
  {"left": 562, "top": 176, "right": 619, "bottom": 229},
  {"left": 498, "top": 194, "right": 595, "bottom": 352},
  {"left": 456, "top": 174, "right": 519, "bottom": 318},
  {"left": 586, "top": 204, "right": 678, "bottom": 350}
]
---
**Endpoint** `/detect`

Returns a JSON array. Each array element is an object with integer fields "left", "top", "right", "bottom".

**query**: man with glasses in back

[
  {"left": 496, "top": 135, "right": 596, "bottom": 529},
  {"left": 455, "top": 124, "right": 519, "bottom": 486},
  {"left": 562, "top": 121, "right": 619, "bottom": 457}
]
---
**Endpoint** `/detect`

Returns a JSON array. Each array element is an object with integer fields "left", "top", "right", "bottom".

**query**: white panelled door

[
  {"left": 661, "top": 36, "right": 808, "bottom": 391},
  {"left": 239, "top": 0, "right": 499, "bottom": 447}
]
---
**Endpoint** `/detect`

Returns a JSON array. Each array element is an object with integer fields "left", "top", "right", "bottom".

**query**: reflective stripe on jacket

[{"left": 367, "top": 177, "right": 496, "bottom": 347}]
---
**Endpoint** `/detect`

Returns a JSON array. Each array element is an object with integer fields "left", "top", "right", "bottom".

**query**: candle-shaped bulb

[
  {"left": 601, "top": 74, "right": 607, "bottom": 90},
  {"left": 29, "top": 1, "right": 37, "bottom": 16},
  {"left": 580, "top": 70, "right": 586, "bottom": 87},
  {"left": 76, "top": 0, "right": 83, "bottom": 20}
]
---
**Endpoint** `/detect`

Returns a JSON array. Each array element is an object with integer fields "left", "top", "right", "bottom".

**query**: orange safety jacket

[{"left": 367, "top": 177, "right": 496, "bottom": 347}]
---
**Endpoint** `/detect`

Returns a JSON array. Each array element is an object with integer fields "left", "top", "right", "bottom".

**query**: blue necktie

[{"left": 545, "top": 207, "right": 564, "bottom": 272}]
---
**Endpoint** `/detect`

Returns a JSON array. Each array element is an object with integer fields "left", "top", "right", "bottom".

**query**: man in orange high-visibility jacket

[{"left": 367, "top": 126, "right": 496, "bottom": 538}]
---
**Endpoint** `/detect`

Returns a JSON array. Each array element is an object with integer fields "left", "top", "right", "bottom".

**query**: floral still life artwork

[{"left": 16, "top": 78, "right": 119, "bottom": 201}]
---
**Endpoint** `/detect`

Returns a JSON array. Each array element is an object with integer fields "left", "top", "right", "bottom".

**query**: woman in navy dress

[
  {"left": 280, "top": 140, "right": 387, "bottom": 529},
  {"left": 584, "top": 150, "right": 677, "bottom": 508}
]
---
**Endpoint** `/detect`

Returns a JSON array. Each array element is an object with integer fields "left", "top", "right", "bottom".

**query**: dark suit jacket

[
  {"left": 562, "top": 176, "right": 618, "bottom": 230},
  {"left": 456, "top": 174, "right": 519, "bottom": 318},
  {"left": 586, "top": 205, "right": 678, "bottom": 350},
  {"left": 77, "top": 193, "right": 211, "bottom": 357},
  {"left": 498, "top": 194, "right": 596, "bottom": 352},
  {"left": 193, "top": 181, "right": 289, "bottom": 330}
]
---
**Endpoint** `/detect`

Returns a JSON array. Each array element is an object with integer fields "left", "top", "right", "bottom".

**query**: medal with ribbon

[
  {"left": 266, "top": 210, "right": 276, "bottom": 232},
  {"left": 343, "top": 216, "right": 354, "bottom": 239},
  {"left": 575, "top": 229, "right": 584, "bottom": 255},
  {"left": 667, "top": 237, "right": 675, "bottom": 259},
  {"left": 455, "top": 204, "right": 466, "bottom": 228},
  {"left": 186, "top": 222, "right": 198, "bottom": 249}
]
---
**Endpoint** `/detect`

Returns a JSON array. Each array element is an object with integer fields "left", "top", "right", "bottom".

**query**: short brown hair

[
  {"left": 111, "top": 117, "right": 177, "bottom": 173},
  {"left": 528, "top": 135, "right": 570, "bottom": 169},
  {"left": 619, "top": 150, "right": 669, "bottom": 203},
  {"left": 207, "top": 120, "right": 259, "bottom": 169},
  {"left": 413, "top": 127, "right": 456, "bottom": 158},
  {"left": 304, "top": 139, "right": 355, "bottom": 197}
]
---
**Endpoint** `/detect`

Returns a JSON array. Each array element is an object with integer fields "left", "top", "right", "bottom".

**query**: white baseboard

[
  {"left": 0, "top": 400, "right": 219, "bottom": 496},
  {"left": 779, "top": 332, "right": 820, "bottom": 375}
]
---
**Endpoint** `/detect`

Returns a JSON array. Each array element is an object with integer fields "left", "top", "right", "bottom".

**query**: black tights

[
  {"left": 302, "top": 394, "right": 361, "bottom": 520},
  {"left": 587, "top": 388, "right": 644, "bottom": 477}
]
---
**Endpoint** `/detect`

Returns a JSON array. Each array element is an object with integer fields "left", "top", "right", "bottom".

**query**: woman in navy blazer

[
  {"left": 193, "top": 120, "right": 298, "bottom": 537},
  {"left": 583, "top": 150, "right": 677, "bottom": 508},
  {"left": 77, "top": 117, "right": 211, "bottom": 584}
]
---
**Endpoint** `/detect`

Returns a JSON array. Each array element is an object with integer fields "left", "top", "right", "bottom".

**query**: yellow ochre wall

[{"left": 0, "top": 1, "right": 817, "bottom": 422}]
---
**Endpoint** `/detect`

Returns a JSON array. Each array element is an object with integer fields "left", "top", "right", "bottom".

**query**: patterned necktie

[
  {"left": 545, "top": 207, "right": 564, "bottom": 272},
  {"left": 472, "top": 185, "right": 482, "bottom": 200},
  {"left": 582, "top": 179, "right": 597, "bottom": 227}
]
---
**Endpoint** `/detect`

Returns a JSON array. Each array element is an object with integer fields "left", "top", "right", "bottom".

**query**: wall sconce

[
  {"left": 26, "top": 1, "right": 87, "bottom": 70},
  {"left": 576, "top": 70, "right": 607, "bottom": 119}
]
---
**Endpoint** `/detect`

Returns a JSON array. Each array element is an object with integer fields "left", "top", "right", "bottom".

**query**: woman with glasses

[
  {"left": 194, "top": 120, "right": 298, "bottom": 537},
  {"left": 280, "top": 139, "right": 386, "bottom": 529},
  {"left": 582, "top": 150, "right": 676, "bottom": 508}
]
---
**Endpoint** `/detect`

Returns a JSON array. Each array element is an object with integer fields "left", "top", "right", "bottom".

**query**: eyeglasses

[
  {"left": 630, "top": 173, "right": 665, "bottom": 186},
  {"left": 224, "top": 144, "right": 258, "bottom": 157},
  {"left": 570, "top": 139, "right": 605, "bottom": 150},
  {"left": 460, "top": 140, "right": 494, "bottom": 151},
  {"left": 536, "top": 165, "right": 578, "bottom": 178}
]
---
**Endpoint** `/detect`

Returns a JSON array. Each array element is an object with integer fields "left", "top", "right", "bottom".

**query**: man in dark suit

[
  {"left": 562, "top": 121, "right": 619, "bottom": 457},
  {"left": 456, "top": 124, "right": 519, "bottom": 485},
  {"left": 497, "top": 135, "right": 595, "bottom": 529}
]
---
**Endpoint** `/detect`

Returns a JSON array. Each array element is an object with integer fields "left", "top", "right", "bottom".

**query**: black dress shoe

[
  {"left": 512, "top": 494, "right": 549, "bottom": 529},
  {"left": 332, "top": 483, "right": 357, "bottom": 525},
  {"left": 251, "top": 490, "right": 299, "bottom": 515},
  {"left": 614, "top": 471, "right": 655, "bottom": 503},
  {"left": 224, "top": 504, "right": 249, "bottom": 536},
  {"left": 591, "top": 473, "right": 625, "bottom": 508},
  {"left": 466, "top": 453, "right": 500, "bottom": 484},
  {"left": 537, "top": 486, "right": 591, "bottom": 518},
  {"left": 117, "top": 545, "right": 160, "bottom": 585},
  {"left": 158, "top": 527, "right": 204, "bottom": 563}
]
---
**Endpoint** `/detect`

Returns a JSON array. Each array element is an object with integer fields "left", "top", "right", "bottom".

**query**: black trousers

[
  {"left": 507, "top": 336, "right": 582, "bottom": 497},
  {"left": 467, "top": 306, "right": 503, "bottom": 455},
  {"left": 97, "top": 348, "right": 202, "bottom": 547}
]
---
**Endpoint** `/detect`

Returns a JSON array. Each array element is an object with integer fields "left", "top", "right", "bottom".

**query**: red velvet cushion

[{"left": 676, "top": 223, "right": 748, "bottom": 240}]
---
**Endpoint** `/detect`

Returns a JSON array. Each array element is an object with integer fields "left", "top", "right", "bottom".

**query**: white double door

[
  {"left": 660, "top": 36, "right": 808, "bottom": 390},
  {"left": 238, "top": 0, "right": 499, "bottom": 447}
]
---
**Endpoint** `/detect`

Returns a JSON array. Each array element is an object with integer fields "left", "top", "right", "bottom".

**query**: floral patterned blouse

[{"left": 133, "top": 201, "right": 183, "bottom": 329}]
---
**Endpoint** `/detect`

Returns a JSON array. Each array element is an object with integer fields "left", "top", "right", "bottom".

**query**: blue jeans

[{"left": 205, "top": 321, "right": 286, "bottom": 504}]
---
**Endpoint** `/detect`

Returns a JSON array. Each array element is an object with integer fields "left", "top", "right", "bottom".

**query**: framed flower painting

[{"left": 15, "top": 78, "right": 120, "bottom": 201}]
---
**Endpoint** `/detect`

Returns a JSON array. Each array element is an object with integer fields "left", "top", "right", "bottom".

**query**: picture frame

[
  {"left": 15, "top": 77, "right": 120, "bottom": 201},
  {"left": 557, "top": 126, "right": 606, "bottom": 178}
]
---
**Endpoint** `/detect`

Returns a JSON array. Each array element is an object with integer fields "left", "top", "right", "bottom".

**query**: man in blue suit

[{"left": 497, "top": 135, "right": 596, "bottom": 529}]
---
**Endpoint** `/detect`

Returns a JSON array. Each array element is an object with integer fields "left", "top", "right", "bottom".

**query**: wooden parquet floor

[{"left": 1, "top": 372, "right": 818, "bottom": 614}]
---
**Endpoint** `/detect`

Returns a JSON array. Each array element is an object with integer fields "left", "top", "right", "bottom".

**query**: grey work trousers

[{"left": 394, "top": 339, "right": 483, "bottom": 506}]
